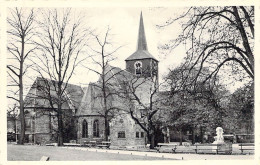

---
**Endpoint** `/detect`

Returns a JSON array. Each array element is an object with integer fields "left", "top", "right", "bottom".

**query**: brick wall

[{"left": 77, "top": 116, "right": 105, "bottom": 144}]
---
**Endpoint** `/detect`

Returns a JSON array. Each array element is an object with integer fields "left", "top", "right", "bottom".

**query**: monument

[
  {"left": 212, "top": 127, "right": 232, "bottom": 154},
  {"left": 213, "top": 127, "right": 225, "bottom": 144}
]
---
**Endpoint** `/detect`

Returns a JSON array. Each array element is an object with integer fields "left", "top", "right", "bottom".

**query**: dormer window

[{"left": 135, "top": 61, "right": 142, "bottom": 76}]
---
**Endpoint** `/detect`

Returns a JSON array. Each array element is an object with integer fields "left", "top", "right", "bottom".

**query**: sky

[
  {"left": 71, "top": 7, "right": 188, "bottom": 87},
  {"left": 6, "top": 7, "right": 250, "bottom": 106}
]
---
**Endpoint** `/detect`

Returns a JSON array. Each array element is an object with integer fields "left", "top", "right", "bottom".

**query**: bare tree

[
  {"left": 30, "top": 8, "right": 89, "bottom": 146},
  {"left": 158, "top": 6, "right": 254, "bottom": 84},
  {"left": 82, "top": 27, "right": 122, "bottom": 141},
  {"left": 116, "top": 72, "right": 165, "bottom": 149},
  {"left": 7, "top": 8, "right": 36, "bottom": 144}
]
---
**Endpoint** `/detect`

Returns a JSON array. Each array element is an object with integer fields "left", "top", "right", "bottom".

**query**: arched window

[
  {"left": 93, "top": 120, "right": 99, "bottom": 137},
  {"left": 82, "top": 120, "right": 88, "bottom": 138},
  {"left": 135, "top": 61, "right": 142, "bottom": 76}
]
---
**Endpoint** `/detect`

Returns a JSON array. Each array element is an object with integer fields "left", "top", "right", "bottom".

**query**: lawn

[{"left": 7, "top": 144, "right": 174, "bottom": 161}]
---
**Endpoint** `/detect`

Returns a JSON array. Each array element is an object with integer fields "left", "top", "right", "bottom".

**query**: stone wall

[
  {"left": 35, "top": 112, "right": 50, "bottom": 134},
  {"left": 35, "top": 133, "right": 52, "bottom": 144},
  {"left": 110, "top": 114, "right": 145, "bottom": 147},
  {"left": 77, "top": 116, "right": 105, "bottom": 144}
]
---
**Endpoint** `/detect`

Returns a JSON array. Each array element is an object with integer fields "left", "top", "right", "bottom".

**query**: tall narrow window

[
  {"left": 136, "top": 132, "right": 139, "bottom": 138},
  {"left": 135, "top": 61, "right": 142, "bottom": 76},
  {"left": 141, "top": 132, "right": 144, "bottom": 138},
  {"left": 82, "top": 120, "right": 88, "bottom": 138},
  {"left": 93, "top": 120, "right": 99, "bottom": 137}
]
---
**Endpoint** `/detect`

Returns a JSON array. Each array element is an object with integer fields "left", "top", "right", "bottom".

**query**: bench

[
  {"left": 156, "top": 143, "right": 178, "bottom": 153},
  {"left": 63, "top": 143, "right": 81, "bottom": 147},
  {"left": 174, "top": 145, "right": 196, "bottom": 153},
  {"left": 239, "top": 143, "right": 254, "bottom": 154},
  {"left": 97, "top": 141, "right": 111, "bottom": 149},
  {"left": 87, "top": 141, "right": 97, "bottom": 147},
  {"left": 195, "top": 143, "right": 232, "bottom": 154}
]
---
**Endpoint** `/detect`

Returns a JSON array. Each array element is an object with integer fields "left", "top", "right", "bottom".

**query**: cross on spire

[{"left": 137, "top": 12, "right": 148, "bottom": 51}]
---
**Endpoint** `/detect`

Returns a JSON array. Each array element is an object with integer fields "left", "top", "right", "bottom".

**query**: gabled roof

[
  {"left": 77, "top": 64, "right": 156, "bottom": 116},
  {"left": 98, "top": 64, "right": 133, "bottom": 85},
  {"left": 24, "top": 77, "right": 84, "bottom": 111}
]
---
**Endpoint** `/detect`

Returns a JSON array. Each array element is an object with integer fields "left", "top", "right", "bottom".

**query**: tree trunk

[
  {"left": 179, "top": 128, "right": 183, "bottom": 145},
  {"left": 18, "top": 38, "right": 25, "bottom": 145},
  {"left": 232, "top": 7, "right": 254, "bottom": 77},
  {"left": 104, "top": 116, "right": 109, "bottom": 141},
  {"left": 200, "top": 126, "right": 203, "bottom": 143},
  {"left": 192, "top": 127, "right": 195, "bottom": 144},
  {"left": 57, "top": 109, "right": 63, "bottom": 146},
  {"left": 149, "top": 133, "right": 155, "bottom": 149},
  {"left": 57, "top": 81, "right": 64, "bottom": 146}
]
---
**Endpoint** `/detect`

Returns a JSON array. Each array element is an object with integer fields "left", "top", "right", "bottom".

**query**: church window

[
  {"left": 93, "top": 120, "right": 99, "bottom": 137},
  {"left": 141, "top": 132, "right": 144, "bottom": 138},
  {"left": 135, "top": 61, "right": 142, "bottom": 76},
  {"left": 136, "top": 132, "right": 139, "bottom": 138},
  {"left": 82, "top": 120, "right": 88, "bottom": 138},
  {"left": 118, "top": 131, "right": 125, "bottom": 138}
]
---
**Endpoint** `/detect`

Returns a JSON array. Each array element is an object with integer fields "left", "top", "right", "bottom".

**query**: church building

[
  {"left": 15, "top": 12, "right": 161, "bottom": 147},
  {"left": 76, "top": 12, "right": 159, "bottom": 148}
]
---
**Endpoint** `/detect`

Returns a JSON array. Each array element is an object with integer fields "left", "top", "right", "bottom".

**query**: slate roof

[
  {"left": 125, "top": 50, "right": 158, "bottom": 61},
  {"left": 77, "top": 64, "right": 156, "bottom": 116},
  {"left": 24, "top": 77, "right": 84, "bottom": 111}
]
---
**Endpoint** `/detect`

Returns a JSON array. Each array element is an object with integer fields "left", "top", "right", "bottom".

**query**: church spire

[{"left": 137, "top": 12, "right": 147, "bottom": 51}]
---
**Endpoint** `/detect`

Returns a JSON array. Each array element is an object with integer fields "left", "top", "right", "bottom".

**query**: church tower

[{"left": 125, "top": 12, "right": 158, "bottom": 82}]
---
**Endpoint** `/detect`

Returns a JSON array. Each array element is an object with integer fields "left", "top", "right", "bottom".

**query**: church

[
  {"left": 15, "top": 12, "right": 162, "bottom": 148},
  {"left": 75, "top": 12, "right": 159, "bottom": 148}
]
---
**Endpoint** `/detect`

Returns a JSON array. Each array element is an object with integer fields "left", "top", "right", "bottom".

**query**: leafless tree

[
  {"left": 116, "top": 70, "right": 166, "bottom": 149},
  {"left": 82, "top": 27, "right": 123, "bottom": 141},
  {"left": 7, "top": 8, "right": 36, "bottom": 144},
  {"left": 30, "top": 8, "right": 89, "bottom": 146},
  {"left": 158, "top": 6, "right": 254, "bottom": 84}
]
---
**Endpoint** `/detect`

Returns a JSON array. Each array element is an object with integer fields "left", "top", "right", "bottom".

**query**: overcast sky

[
  {"left": 71, "top": 7, "right": 188, "bottom": 86},
  {"left": 65, "top": 7, "right": 249, "bottom": 91},
  {"left": 7, "top": 7, "right": 250, "bottom": 105}
]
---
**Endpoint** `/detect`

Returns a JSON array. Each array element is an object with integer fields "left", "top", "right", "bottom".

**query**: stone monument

[{"left": 213, "top": 127, "right": 225, "bottom": 144}]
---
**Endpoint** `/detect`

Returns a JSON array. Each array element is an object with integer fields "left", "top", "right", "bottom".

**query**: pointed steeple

[
  {"left": 137, "top": 12, "right": 147, "bottom": 50},
  {"left": 125, "top": 11, "right": 158, "bottom": 62}
]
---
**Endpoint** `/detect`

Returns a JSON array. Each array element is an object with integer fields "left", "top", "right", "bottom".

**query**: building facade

[
  {"left": 75, "top": 12, "right": 159, "bottom": 147},
  {"left": 14, "top": 12, "right": 160, "bottom": 147}
]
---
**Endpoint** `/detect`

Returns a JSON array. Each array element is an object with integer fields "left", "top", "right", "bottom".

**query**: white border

[{"left": 0, "top": 0, "right": 259, "bottom": 165}]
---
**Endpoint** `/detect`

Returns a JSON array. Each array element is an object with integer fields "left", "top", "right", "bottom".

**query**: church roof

[
  {"left": 125, "top": 50, "right": 158, "bottom": 61},
  {"left": 24, "top": 77, "right": 84, "bottom": 111},
  {"left": 125, "top": 12, "right": 158, "bottom": 62}
]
